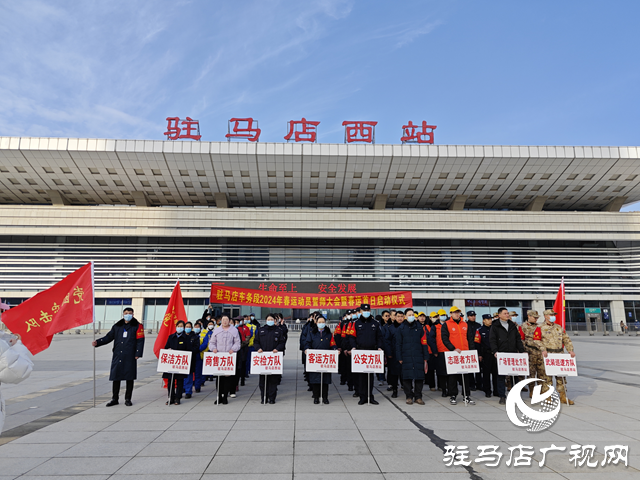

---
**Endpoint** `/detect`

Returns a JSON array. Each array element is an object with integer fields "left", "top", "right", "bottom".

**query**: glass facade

[
  {"left": 94, "top": 298, "right": 133, "bottom": 329},
  {"left": 465, "top": 300, "right": 533, "bottom": 325},
  {"left": 144, "top": 298, "right": 209, "bottom": 328}
]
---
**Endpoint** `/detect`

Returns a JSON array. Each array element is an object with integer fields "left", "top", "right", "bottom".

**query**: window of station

[
  {"left": 144, "top": 298, "right": 209, "bottom": 326},
  {"left": 623, "top": 301, "right": 640, "bottom": 323},
  {"left": 465, "top": 300, "right": 533, "bottom": 324},
  {"left": 545, "top": 300, "right": 611, "bottom": 324},
  {"left": 94, "top": 298, "right": 133, "bottom": 329}
]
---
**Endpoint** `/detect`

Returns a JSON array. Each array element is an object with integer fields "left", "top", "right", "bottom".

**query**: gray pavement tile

[
  {"left": 0, "top": 457, "right": 48, "bottom": 476},
  {"left": 239, "top": 412, "right": 293, "bottom": 421},
  {"left": 293, "top": 454, "right": 380, "bottom": 473},
  {"left": 554, "top": 430, "right": 638, "bottom": 442},
  {"left": 116, "top": 455, "right": 212, "bottom": 475},
  {"left": 356, "top": 420, "right": 419, "bottom": 430},
  {"left": 232, "top": 420, "right": 293, "bottom": 430},
  {"left": 294, "top": 429, "right": 363, "bottom": 441},
  {"left": 28, "top": 457, "right": 131, "bottom": 476},
  {"left": 383, "top": 473, "right": 471, "bottom": 480},
  {"left": 359, "top": 429, "right": 431, "bottom": 442},
  {"left": 168, "top": 420, "right": 235, "bottom": 431},
  {"left": 137, "top": 441, "right": 221, "bottom": 457},
  {"left": 294, "top": 420, "right": 358, "bottom": 431},
  {"left": 374, "top": 454, "right": 472, "bottom": 473},
  {"left": 18, "top": 476, "right": 110, "bottom": 480},
  {"left": 366, "top": 441, "right": 443, "bottom": 455},
  {"left": 474, "top": 430, "right": 564, "bottom": 442},
  {"left": 179, "top": 412, "right": 240, "bottom": 421},
  {"left": 119, "top": 413, "right": 186, "bottom": 422},
  {"left": 205, "top": 454, "right": 293, "bottom": 474},
  {"left": 104, "top": 420, "right": 176, "bottom": 431},
  {"left": 109, "top": 475, "right": 202, "bottom": 480},
  {"left": 294, "top": 440, "right": 370, "bottom": 456},
  {"left": 224, "top": 429, "right": 293, "bottom": 442},
  {"left": 154, "top": 429, "right": 229, "bottom": 442},
  {"left": 216, "top": 440, "right": 292, "bottom": 456},
  {"left": 38, "top": 420, "right": 116, "bottom": 432},
  {"left": 55, "top": 442, "right": 147, "bottom": 457},
  {"left": 0, "top": 443, "right": 75, "bottom": 458},
  {"left": 201, "top": 475, "right": 291, "bottom": 480},
  {"left": 66, "top": 411, "right": 131, "bottom": 422},
  {"left": 83, "top": 431, "right": 161, "bottom": 443},
  {"left": 293, "top": 475, "right": 386, "bottom": 480},
  {"left": 11, "top": 431, "right": 95, "bottom": 444}
]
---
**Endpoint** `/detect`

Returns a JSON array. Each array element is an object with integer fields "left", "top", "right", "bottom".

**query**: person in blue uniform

[
  {"left": 93, "top": 307, "right": 145, "bottom": 407},
  {"left": 303, "top": 318, "right": 337, "bottom": 404},
  {"left": 346, "top": 304, "right": 384, "bottom": 405}
]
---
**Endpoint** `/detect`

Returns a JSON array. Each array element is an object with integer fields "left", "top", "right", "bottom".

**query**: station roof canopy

[{"left": 0, "top": 137, "right": 639, "bottom": 211}]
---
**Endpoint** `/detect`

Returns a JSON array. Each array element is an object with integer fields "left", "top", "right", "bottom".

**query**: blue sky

[{"left": 1, "top": 0, "right": 639, "bottom": 208}]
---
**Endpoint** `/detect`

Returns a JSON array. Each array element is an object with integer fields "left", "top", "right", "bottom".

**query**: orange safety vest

[
  {"left": 435, "top": 324, "right": 447, "bottom": 353},
  {"left": 445, "top": 319, "right": 469, "bottom": 351}
]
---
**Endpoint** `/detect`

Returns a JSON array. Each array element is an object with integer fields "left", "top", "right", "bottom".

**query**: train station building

[{"left": 0, "top": 137, "right": 638, "bottom": 331}]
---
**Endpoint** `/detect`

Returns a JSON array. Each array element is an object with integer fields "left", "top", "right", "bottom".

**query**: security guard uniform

[
  {"left": 520, "top": 310, "right": 544, "bottom": 397},
  {"left": 347, "top": 304, "right": 384, "bottom": 404}
]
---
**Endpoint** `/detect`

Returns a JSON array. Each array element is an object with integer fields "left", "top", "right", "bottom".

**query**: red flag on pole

[
  {"left": 153, "top": 280, "right": 187, "bottom": 358},
  {"left": 553, "top": 277, "right": 566, "bottom": 330},
  {"left": 1, "top": 263, "right": 94, "bottom": 355}
]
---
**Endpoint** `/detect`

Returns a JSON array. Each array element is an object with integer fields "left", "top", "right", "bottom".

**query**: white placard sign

[
  {"left": 496, "top": 352, "right": 530, "bottom": 375},
  {"left": 202, "top": 352, "right": 237, "bottom": 376},
  {"left": 543, "top": 353, "right": 578, "bottom": 376},
  {"left": 444, "top": 350, "right": 480, "bottom": 374},
  {"left": 351, "top": 349, "right": 384, "bottom": 373},
  {"left": 250, "top": 351, "right": 283, "bottom": 375},
  {"left": 306, "top": 349, "right": 339, "bottom": 373},
  {"left": 157, "top": 349, "right": 192, "bottom": 374}
]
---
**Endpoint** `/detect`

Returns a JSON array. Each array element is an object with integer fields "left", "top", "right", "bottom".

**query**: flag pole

[{"left": 91, "top": 262, "right": 96, "bottom": 408}]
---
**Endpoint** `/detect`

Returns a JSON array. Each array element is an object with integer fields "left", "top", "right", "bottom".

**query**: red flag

[
  {"left": 1, "top": 263, "right": 94, "bottom": 355},
  {"left": 553, "top": 278, "right": 566, "bottom": 330},
  {"left": 153, "top": 281, "right": 187, "bottom": 358}
]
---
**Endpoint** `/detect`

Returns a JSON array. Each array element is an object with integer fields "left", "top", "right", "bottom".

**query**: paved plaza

[{"left": 0, "top": 332, "right": 639, "bottom": 480}]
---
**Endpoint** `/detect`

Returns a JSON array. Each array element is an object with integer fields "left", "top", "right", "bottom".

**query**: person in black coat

[
  {"left": 253, "top": 314, "right": 286, "bottom": 404},
  {"left": 489, "top": 308, "right": 525, "bottom": 403},
  {"left": 300, "top": 314, "right": 316, "bottom": 391},
  {"left": 93, "top": 307, "right": 144, "bottom": 407},
  {"left": 303, "top": 319, "right": 337, "bottom": 404},
  {"left": 384, "top": 312, "right": 404, "bottom": 398},
  {"left": 476, "top": 314, "right": 498, "bottom": 398},
  {"left": 395, "top": 308, "right": 430, "bottom": 404},
  {"left": 346, "top": 304, "right": 384, "bottom": 405},
  {"left": 466, "top": 311, "right": 482, "bottom": 390},
  {"left": 182, "top": 321, "right": 201, "bottom": 399},
  {"left": 163, "top": 320, "right": 192, "bottom": 405}
]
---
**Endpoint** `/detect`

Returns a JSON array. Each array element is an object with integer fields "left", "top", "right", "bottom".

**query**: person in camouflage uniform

[
  {"left": 519, "top": 310, "right": 544, "bottom": 398},
  {"left": 533, "top": 308, "right": 576, "bottom": 405}
]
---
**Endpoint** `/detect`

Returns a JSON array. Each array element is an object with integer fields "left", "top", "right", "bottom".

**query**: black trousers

[
  {"left": 112, "top": 380, "right": 134, "bottom": 401},
  {"left": 259, "top": 374, "right": 280, "bottom": 401},
  {"left": 219, "top": 375, "right": 235, "bottom": 401},
  {"left": 481, "top": 355, "right": 498, "bottom": 395},
  {"left": 167, "top": 375, "right": 185, "bottom": 403},
  {"left": 403, "top": 378, "right": 424, "bottom": 400},
  {"left": 311, "top": 383, "right": 329, "bottom": 400},
  {"left": 387, "top": 373, "right": 400, "bottom": 391},
  {"left": 425, "top": 356, "right": 437, "bottom": 388},
  {"left": 357, "top": 372, "right": 375, "bottom": 401},
  {"left": 448, "top": 373, "right": 472, "bottom": 397}
]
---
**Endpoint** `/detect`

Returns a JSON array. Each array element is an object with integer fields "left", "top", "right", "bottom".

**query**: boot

[
  {"left": 391, "top": 389, "right": 398, "bottom": 398},
  {"left": 559, "top": 393, "right": 574, "bottom": 405}
]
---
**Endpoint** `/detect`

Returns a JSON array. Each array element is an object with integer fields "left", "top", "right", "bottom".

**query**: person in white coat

[{"left": 0, "top": 332, "right": 34, "bottom": 434}]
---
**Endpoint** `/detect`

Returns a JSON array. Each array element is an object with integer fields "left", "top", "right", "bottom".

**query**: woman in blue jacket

[{"left": 303, "top": 319, "right": 337, "bottom": 404}]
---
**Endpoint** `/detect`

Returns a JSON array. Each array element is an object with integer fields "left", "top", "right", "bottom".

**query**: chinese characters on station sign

[
  {"left": 444, "top": 350, "right": 480, "bottom": 374},
  {"left": 306, "top": 350, "right": 339, "bottom": 373},
  {"left": 544, "top": 354, "right": 578, "bottom": 376},
  {"left": 496, "top": 353, "right": 530, "bottom": 375},
  {"left": 157, "top": 349, "right": 192, "bottom": 374},
  {"left": 202, "top": 352, "right": 237, "bottom": 376},
  {"left": 164, "top": 117, "right": 436, "bottom": 144},
  {"left": 351, "top": 350, "right": 384, "bottom": 373},
  {"left": 226, "top": 118, "right": 261, "bottom": 142},
  {"left": 164, "top": 117, "right": 201, "bottom": 141},
  {"left": 284, "top": 118, "right": 320, "bottom": 142},
  {"left": 250, "top": 352, "right": 283, "bottom": 375}
]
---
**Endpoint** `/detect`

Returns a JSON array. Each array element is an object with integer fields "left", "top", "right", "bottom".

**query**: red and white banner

[
  {"left": 351, "top": 350, "right": 384, "bottom": 373},
  {"left": 496, "top": 353, "right": 529, "bottom": 375},
  {"left": 202, "top": 352, "right": 237, "bottom": 376},
  {"left": 544, "top": 354, "right": 578, "bottom": 376},
  {"left": 157, "top": 349, "right": 192, "bottom": 374},
  {"left": 1, "top": 263, "right": 94, "bottom": 355},
  {"left": 306, "top": 349, "right": 339, "bottom": 373},
  {"left": 250, "top": 352, "right": 283, "bottom": 375},
  {"left": 444, "top": 350, "right": 480, "bottom": 374}
]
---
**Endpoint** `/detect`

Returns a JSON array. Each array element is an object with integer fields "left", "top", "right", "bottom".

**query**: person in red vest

[{"left": 441, "top": 306, "right": 477, "bottom": 405}]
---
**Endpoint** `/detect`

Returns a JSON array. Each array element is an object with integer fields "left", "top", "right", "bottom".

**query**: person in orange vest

[
  {"left": 441, "top": 306, "right": 477, "bottom": 405},
  {"left": 429, "top": 309, "right": 450, "bottom": 397}
]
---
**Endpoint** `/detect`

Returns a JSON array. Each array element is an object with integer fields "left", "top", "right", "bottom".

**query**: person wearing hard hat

[
  {"left": 441, "top": 306, "right": 477, "bottom": 405},
  {"left": 429, "top": 309, "right": 451, "bottom": 397}
]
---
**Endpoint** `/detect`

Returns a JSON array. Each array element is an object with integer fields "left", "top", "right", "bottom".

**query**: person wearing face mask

[
  {"left": 209, "top": 315, "right": 241, "bottom": 404},
  {"left": 337, "top": 311, "right": 356, "bottom": 393},
  {"left": 300, "top": 313, "right": 315, "bottom": 391},
  {"left": 532, "top": 309, "right": 576, "bottom": 405},
  {"left": 254, "top": 314, "right": 286, "bottom": 404},
  {"left": 395, "top": 308, "right": 430, "bottom": 405},
  {"left": 475, "top": 314, "right": 498, "bottom": 398},
  {"left": 245, "top": 314, "right": 258, "bottom": 379},
  {"left": 429, "top": 309, "right": 450, "bottom": 397},
  {"left": 384, "top": 310, "right": 404, "bottom": 398},
  {"left": 183, "top": 322, "right": 202, "bottom": 399},
  {"left": 163, "top": 320, "right": 191, "bottom": 405},
  {"left": 419, "top": 312, "right": 438, "bottom": 391},
  {"left": 303, "top": 317, "right": 338, "bottom": 404},
  {"left": 441, "top": 306, "right": 477, "bottom": 405},
  {"left": 346, "top": 304, "right": 384, "bottom": 405},
  {"left": 465, "top": 311, "right": 482, "bottom": 392},
  {"left": 202, "top": 320, "right": 216, "bottom": 381},
  {"left": 93, "top": 307, "right": 145, "bottom": 407},
  {"left": 236, "top": 317, "right": 251, "bottom": 387},
  {"left": 489, "top": 307, "right": 525, "bottom": 405}
]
